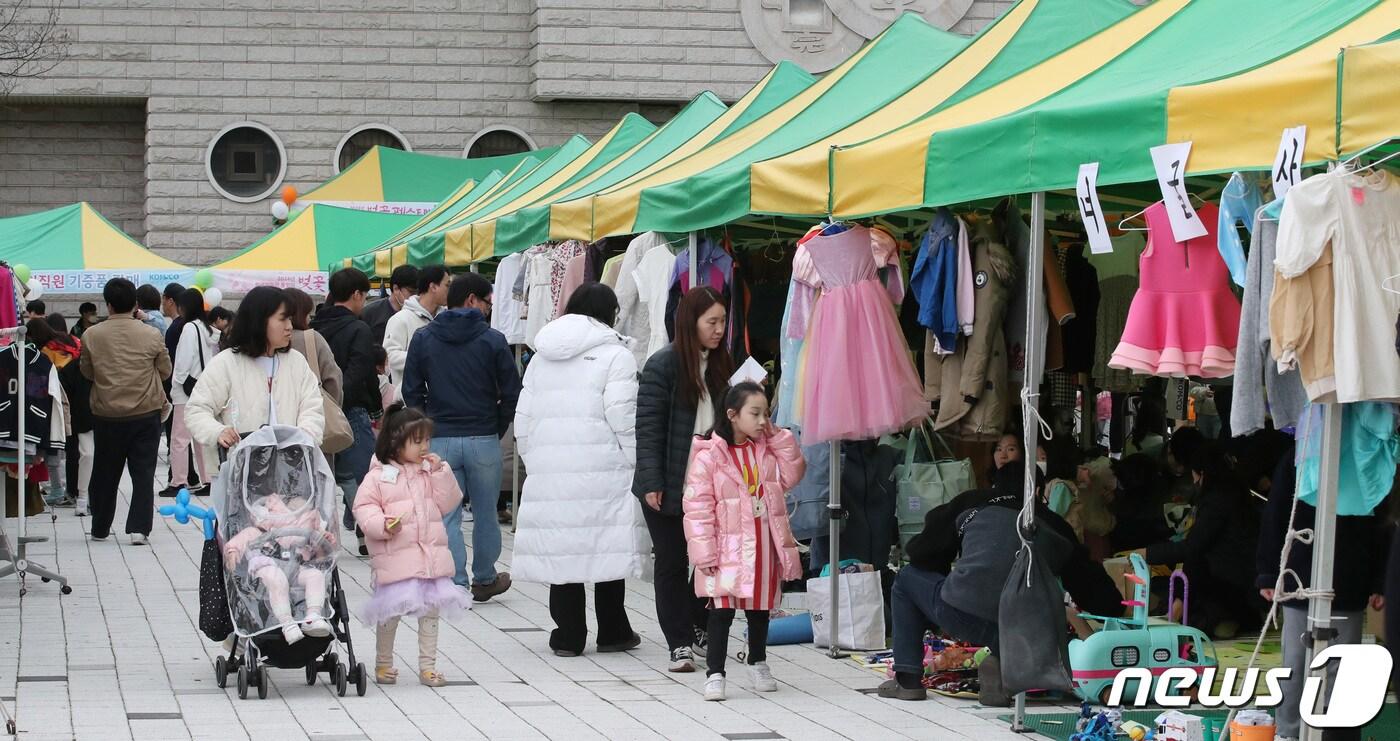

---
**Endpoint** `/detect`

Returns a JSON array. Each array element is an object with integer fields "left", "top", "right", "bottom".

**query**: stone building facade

[{"left": 2, "top": 0, "right": 1019, "bottom": 265}]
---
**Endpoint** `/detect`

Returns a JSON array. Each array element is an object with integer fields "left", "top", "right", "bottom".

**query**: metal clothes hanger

[{"left": 1116, "top": 193, "right": 1208, "bottom": 231}]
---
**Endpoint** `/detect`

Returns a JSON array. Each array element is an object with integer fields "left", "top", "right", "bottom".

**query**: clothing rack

[{"left": 0, "top": 324, "right": 70, "bottom": 596}]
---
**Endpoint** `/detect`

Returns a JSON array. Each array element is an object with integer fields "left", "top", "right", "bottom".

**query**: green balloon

[
  {"left": 12, "top": 264, "right": 30, "bottom": 284},
  {"left": 194, "top": 268, "right": 214, "bottom": 289}
]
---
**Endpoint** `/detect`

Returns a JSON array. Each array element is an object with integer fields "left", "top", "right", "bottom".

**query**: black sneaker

[
  {"left": 158, "top": 485, "right": 181, "bottom": 498},
  {"left": 668, "top": 646, "right": 696, "bottom": 673},
  {"left": 977, "top": 655, "right": 1011, "bottom": 707},
  {"left": 877, "top": 678, "right": 928, "bottom": 701},
  {"left": 187, "top": 483, "right": 211, "bottom": 497}
]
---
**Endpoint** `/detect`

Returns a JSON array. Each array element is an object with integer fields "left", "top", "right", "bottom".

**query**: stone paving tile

[{"left": 1, "top": 472, "right": 1060, "bottom": 741}]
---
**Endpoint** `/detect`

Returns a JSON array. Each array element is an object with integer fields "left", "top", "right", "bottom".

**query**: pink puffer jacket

[
  {"left": 683, "top": 429, "right": 806, "bottom": 600},
  {"left": 352, "top": 457, "right": 462, "bottom": 586}
]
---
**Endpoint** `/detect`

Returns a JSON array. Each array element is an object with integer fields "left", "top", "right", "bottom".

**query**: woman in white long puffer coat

[{"left": 514, "top": 283, "right": 650, "bottom": 657}]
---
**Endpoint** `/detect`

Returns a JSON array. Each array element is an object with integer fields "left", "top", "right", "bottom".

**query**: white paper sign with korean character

[
  {"left": 1271, "top": 125, "right": 1307, "bottom": 199},
  {"left": 1149, "top": 142, "right": 1208, "bottom": 243},
  {"left": 1076, "top": 162, "right": 1113, "bottom": 254}
]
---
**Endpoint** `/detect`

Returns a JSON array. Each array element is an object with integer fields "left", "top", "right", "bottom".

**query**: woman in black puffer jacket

[{"left": 633, "top": 287, "right": 732, "bottom": 673}]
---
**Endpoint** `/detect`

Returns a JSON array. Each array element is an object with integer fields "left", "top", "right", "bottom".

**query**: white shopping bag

[{"left": 807, "top": 571, "right": 886, "bottom": 650}]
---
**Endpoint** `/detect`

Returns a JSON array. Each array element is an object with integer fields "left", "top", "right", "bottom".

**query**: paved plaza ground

[{"left": 2, "top": 468, "right": 1059, "bottom": 741}]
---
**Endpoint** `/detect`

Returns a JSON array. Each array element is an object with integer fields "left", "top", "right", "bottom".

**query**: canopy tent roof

[
  {"left": 825, "top": 0, "right": 1400, "bottom": 217},
  {"left": 343, "top": 60, "right": 818, "bottom": 271},
  {"left": 299, "top": 145, "right": 557, "bottom": 205},
  {"left": 211, "top": 204, "right": 420, "bottom": 277},
  {"left": 0, "top": 202, "right": 185, "bottom": 271},
  {"left": 467, "top": 92, "right": 732, "bottom": 259}
]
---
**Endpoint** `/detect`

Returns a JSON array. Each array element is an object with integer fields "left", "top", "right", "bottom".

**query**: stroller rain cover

[{"left": 214, "top": 425, "right": 340, "bottom": 639}]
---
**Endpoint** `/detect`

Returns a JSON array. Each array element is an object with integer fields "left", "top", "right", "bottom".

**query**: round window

[
  {"left": 205, "top": 123, "right": 286, "bottom": 202},
  {"left": 336, "top": 125, "right": 409, "bottom": 173},
  {"left": 465, "top": 126, "right": 535, "bottom": 159}
]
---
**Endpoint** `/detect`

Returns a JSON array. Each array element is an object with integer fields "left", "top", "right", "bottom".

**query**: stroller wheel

[
  {"left": 325, "top": 652, "right": 339, "bottom": 669},
  {"left": 354, "top": 663, "right": 367, "bottom": 697},
  {"left": 334, "top": 662, "right": 348, "bottom": 697},
  {"left": 257, "top": 667, "right": 269, "bottom": 700},
  {"left": 305, "top": 662, "right": 319, "bottom": 685},
  {"left": 236, "top": 666, "right": 249, "bottom": 699},
  {"left": 214, "top": 657, "right": 227, "bottom": 688}
]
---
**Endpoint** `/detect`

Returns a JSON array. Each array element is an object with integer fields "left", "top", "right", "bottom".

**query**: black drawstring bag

[
  {"left": 997, "top": 516, "right": 1075, "bottom": 695},
  {"left": 198, "top": 537, "right": 234, "bottom": 642}
]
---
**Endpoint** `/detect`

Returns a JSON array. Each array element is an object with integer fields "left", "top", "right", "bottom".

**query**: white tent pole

[
  {"left": 827, "top": 438, "right": 843, "bottom": 658},
  {"left": 1012, "top": 191, "right": 1047, "bottom": 732},
  {"left": 511, "top": 345, "right": 522, "bottom": 534},
  {"left": 1299, "top": 402, "right": 1341, "bottom": 741},
  {"left": 688, "top": 232, "right": 698, "bottom": 289}
]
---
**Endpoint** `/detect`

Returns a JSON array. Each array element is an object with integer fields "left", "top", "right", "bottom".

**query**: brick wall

[{"left": 0, "top": 103, "right": 147, "bottom": 238}]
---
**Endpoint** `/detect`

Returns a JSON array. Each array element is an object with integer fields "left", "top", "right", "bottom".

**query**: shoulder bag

[{"left": 302, "top": 331, "right": 354, "bottom": 454}]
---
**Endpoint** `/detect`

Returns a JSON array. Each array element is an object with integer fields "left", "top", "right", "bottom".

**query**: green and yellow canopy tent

[
  {"left": 209, "top": 203, "right": 419, "bottom": 292},
  {"left": 340, "top": 136, "right": 599, "bottom": 276},
  {"left": 820, "top": 0, "right": 1400, "bottom": 218},
  {"left": 0, "top": 202, "right": 190, "bottom": 294},
  {"left": 296, "top": 145, "right": 556, "bottom": 215},
  {"left": 343, "top": 60, "right": 817, "bottom": 271},
  {"left": 552, "top": 0, "right": 1133, "bottom": 242}
]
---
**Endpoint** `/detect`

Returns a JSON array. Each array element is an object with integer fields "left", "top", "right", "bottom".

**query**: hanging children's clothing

[
  {"left": 797, "top": 226, "right": 927, "bottom": 444},
  {"left": 1217, "top": 172, "right": 1263, "bottom": 287},
  {"left": 1089, "top": 232, "right": 1145, "bottom": 393},
  {"left": 1294, "top": 402, "right": 1399, "bottom": 516},
  {"left": 910, "top": 209, "right": 962, "bottom": 354},
  {"left": 1233, "top": 207, "right": 1308, "bottom": 435},
  {"left": 491, "top": 252, "right": 527, "bottom": 345},
  {"left": 1275, "top": 168, "right": 1400, "bottom": 403},
  {"left": 1060, "top": 243, "right": 1099, "bottom": 375},
  {"left": 633, "top": 244, "right": 676, "bottom": 362},
  {"left": 1109, "top": 201, "right": 1240, "bottom": 378},
  {"left": 615, "top": 232, "right": 668, "bottom": 368},
  {"left": 924, "top": 218, "right": 1014, "bottom": 440}
]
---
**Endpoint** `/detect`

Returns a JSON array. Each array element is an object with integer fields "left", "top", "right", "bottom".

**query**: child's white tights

[
  {"left": 253, "top": 563, "right": 327, "bottom": 625},
  {"left": 375, "top": 611, "right": 440, "bottom": 672}
]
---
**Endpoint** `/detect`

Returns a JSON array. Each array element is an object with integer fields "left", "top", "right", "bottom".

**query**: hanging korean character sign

[
  {"left": 1271, "top": 125, "right": 1307, "bottom": 199},
  {"left": 1076, "top": 162, "right": 1113, "bottom": 255},
  {"left": 1149, "top": 141, "right": 1208, "bottom": 243}
]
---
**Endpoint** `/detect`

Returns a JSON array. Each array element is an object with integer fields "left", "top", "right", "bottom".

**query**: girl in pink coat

[
  {"left": 683, "top": 382, "right": 806, "bottom": 702},
  {"left": 353, "top": 409, "right": 472, "bottom": 687}
]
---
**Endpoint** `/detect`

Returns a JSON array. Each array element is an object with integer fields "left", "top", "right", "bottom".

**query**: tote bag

[
  {"left": 997, "top": 519, "right": 1076, "bottom": 694},
  {"left": 198, "top": 536, "right": 234, "bottom": 642},
  {"left": 893, "top": 423, "right": 973, "bottom": 546},
  {"left": 302, "top": 332, "right": 353, "bottom": 455},
  {"left": 807, "top": 570, "right": 886, "bottom": 650}
]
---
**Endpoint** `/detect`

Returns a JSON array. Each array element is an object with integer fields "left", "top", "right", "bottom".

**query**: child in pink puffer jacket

[
  {"left": 683, "top": 382, "right": 806, "bottom": 702},
  {"left": 352, "top": 408, "right": 472, "bottom": 687}
]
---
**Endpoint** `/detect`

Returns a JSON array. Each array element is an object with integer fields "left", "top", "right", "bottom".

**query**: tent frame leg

[
  {"left": 826, "top": 438, "right": 846, "bottom": 659},
  {"left": 1299, "top": 402, "right": 1342, "bottom": 741}
]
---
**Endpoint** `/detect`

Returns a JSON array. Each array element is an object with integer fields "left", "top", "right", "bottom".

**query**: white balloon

[
  {"left": 270, "top": 201, "right": 290, "bottom": 220},
  {"left": 204, "top": 287, "right": 223, "bottom": 308},
  {"left": 24, "top": 278, "right": 42, "bottom": 300}
]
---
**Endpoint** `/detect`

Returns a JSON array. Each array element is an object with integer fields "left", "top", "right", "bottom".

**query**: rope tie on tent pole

[{"left": 1017, "top": 387, "right": 1052, "bottom": 584}]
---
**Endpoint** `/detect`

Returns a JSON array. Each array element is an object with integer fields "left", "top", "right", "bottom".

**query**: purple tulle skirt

[{"left": 360, "top": 577, "right": 472, "bottom": 626}]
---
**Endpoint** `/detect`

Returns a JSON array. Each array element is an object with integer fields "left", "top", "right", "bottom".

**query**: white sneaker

[
  {"left": 129, "top": 533, "right": 149, "bottom": 546},
  {"left": 704, "top": 674, "right": 726, "bottom": 701},
  {"left": 669, "top": 646, "right": 696, "bottom": 673},
  {"left": 302, "top": 615, "right": 331, "bottom": 638},
  {"left": 748, "top": 662, "right": 777, "bottom": 692},
  {"left": 75, "top": 497, "right": 88, "bottom": 516},
  {"left": 281, "top": 623, "right": 305, "bottom": 644}
]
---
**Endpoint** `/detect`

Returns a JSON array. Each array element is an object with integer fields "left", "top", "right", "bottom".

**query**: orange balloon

[{"left": 281, "top": 185, "right": 298, "bottom": 205}]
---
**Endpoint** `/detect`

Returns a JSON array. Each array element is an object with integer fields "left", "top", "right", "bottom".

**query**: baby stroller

[{"left": 207, "top": 425, "right": 366, "bottom": 699}]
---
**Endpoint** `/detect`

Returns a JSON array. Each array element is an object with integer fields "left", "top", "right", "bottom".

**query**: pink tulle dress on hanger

[
  {"left": 1109, "top": 201, "right": 1240, "bottom": 378},
  {"left": 797, "top": 226, "right": 928, "bottom": 444}
]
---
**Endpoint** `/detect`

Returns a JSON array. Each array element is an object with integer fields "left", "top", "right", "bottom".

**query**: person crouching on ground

[
  {"left": 353, "top": 408, "right": 472, "bottom": 687},
  {"left": 683, "top": 382, "right": 805, "bottom": 702}
]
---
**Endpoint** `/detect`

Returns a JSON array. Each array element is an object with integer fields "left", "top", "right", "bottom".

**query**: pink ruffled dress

[
  {"left": 797, "top": 226, "right": 928, "bottom": 443},
  {"left": 1109, "top": 202, "right": 1240, "bottom": 378}
]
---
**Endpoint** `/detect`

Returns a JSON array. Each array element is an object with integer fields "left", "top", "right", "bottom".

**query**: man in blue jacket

[{"left": 403, "top": 272, "right": 521, "bottom": 602}]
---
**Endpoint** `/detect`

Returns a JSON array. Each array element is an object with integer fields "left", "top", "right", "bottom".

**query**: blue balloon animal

[{"left": 158, "top": 487, "right": 217, "bottom": 540}]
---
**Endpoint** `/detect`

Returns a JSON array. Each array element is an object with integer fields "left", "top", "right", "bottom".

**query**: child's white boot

[
  {"left": 704, "top": 674, "right": 726, "bottom": 701},
  {"left": 302, "top": 613, "right": 331, "bottom": 638},
  {"left": 749, "top": 662, "right": 777, "bottom": 692},
  {"left": 281, "top": 623, "right": 304, "bottom": 644}
]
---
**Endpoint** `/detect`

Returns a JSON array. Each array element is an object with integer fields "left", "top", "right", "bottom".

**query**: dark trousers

[
  {"left": 548, "top": 580, "right": 633, "bottom": 654},
  {"left": 890, "top": 566, "right": 1000, "bottom": 675},
  {"left": 90, "top": 413, "right": 161, "bottom": 538},
  {"left": 642, "top": 505, "right": 709, "bottom": 651},
  {"left": 65, "top": 434, "right": 79, "bottom": 497},
  {"left": 706, "top": 608, "right": 769, "bottom": 677}
]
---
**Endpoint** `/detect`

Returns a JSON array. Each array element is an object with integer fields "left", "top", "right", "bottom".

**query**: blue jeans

[
  {"left": 335, "top": 408, "right": 375, "bottom": 530},
  {"left": 890, "top": 566, "right": 1000, "bottom": 675},
  {"left": 432, "top": 435, "right": 503, "bottom": 588}
]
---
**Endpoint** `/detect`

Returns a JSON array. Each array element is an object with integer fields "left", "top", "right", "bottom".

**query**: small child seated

[{"left": 223, "top": 491, "right": 335, "bottom": 644}]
